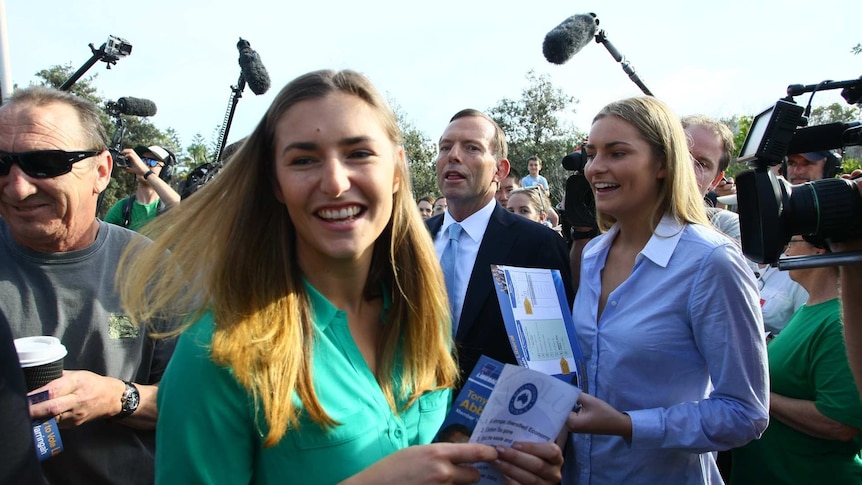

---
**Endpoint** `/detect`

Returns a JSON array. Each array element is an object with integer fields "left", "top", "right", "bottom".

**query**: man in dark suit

[{"left": 427, "top": 109, "right": 573, "bottom": 384}]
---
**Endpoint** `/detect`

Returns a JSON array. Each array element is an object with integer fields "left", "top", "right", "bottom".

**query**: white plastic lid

[
  {"left": 14, "top": 336, "right": 68, "bottom": 367},
  {"left": 716, "top": 194, "right": 738, "bottom": 206}
]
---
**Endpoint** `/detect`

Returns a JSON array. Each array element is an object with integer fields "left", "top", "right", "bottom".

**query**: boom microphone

[
  {"left": 543, "top": 13, "right": 598, "bottom": 65},
  {"left": 116, "top": 97, "right": 157, "bottom": 117},
  {"left": 237, "top": 38, "right": 271, "bottom": 95},
  {"left": 787, "top": 121, "right": 862, "bottom": 154}
]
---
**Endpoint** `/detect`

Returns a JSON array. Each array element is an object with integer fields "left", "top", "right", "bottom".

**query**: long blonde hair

[
  {"left": 592, "top": 97, "right": 711, "bottom": 232},
  {"left": 118, "top": 69, "right": 457, "bottom": 446}
]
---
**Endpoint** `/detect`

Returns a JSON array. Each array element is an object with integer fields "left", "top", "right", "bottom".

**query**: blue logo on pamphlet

[{"left": 509, "top": 383, "right": 538, "bottom": 415}]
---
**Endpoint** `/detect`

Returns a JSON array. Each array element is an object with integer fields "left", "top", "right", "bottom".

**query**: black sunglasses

[{"left": 0, "top": 149, "right": 103, "bottom": 179}]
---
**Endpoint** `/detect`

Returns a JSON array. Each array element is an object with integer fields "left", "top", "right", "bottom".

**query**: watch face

[
  {"left": 127, "top": 389, "right": 140, "bottom": 409},
  {"left": 122, "top": 382, "right": 140, "bottom": 415}
]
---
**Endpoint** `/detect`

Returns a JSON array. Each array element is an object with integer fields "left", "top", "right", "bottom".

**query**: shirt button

[
  {"left": 394, "top": 428, "right": 403, "bottom": 438},
  {"left": 611, "top": 301, "right": 617, "bottom": 306}
]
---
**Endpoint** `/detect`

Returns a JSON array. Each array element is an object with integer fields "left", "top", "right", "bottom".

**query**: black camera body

[
  {"left": 104, "top": 101, "right": 131, "bottom": 169},
  {"left": 560, "top": 143, "right": 599, "bottom": 237},
  {"left": 736, "top": 81, "right": 862, "bottom": 265},
  {"left": 110, "top": 149, "right": 131, "bottom": 169}
]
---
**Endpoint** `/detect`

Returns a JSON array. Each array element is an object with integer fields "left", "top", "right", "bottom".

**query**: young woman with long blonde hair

[
  {"left": 120, "top": 69, "right": 562, "bottom": 485},
  {"left": 562, "top": 97, "right": 769, "bottom": 484}
]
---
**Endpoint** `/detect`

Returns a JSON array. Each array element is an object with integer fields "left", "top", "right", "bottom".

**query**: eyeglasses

[
  {"left": 0, "top": 149, "right": 102, "bottom": 179},
  {"left": 523, "top": 186, "right": 548, "bottom": 212},
  {"left": 142, "top": 157, "right": 161, "bottom": 167}
]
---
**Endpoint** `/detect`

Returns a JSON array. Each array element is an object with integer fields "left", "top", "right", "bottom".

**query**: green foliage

[
  {"left": 185, "top": 133, "right": 212, "bottom": 167},
  {"left": 852, "top": 43, "right": 861, "bottom": 55},
  {"left": 720, "top": 114, "right": 751, "bottom": 178},
  {"left": 391, "top": 100, "right": 439, "bottom": 200},
  {"left": 487, "top": 70, "right": 585, "bottom": 204},
  {"left": 842, "top": 157, "right": 862, "bottom": 174},
  {"left": 807, "top": 103, "right": 860, "bottom": 126}
]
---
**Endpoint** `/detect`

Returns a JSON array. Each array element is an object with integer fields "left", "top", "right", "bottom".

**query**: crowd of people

[{"left": 2, "top": 68, "right": 862, "bottom": 485}]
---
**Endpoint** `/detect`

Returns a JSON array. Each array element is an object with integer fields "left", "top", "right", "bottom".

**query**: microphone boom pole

[
  {"left": 594, "top": 29, "right": 653, "bottom": 97},
  {"left": 60, "top": 36, "right": 132, "bottom": 91},
  {"left": 214, "top": 38, "right": 270, "bottom": 165},
  {"left": 214, "top": 72, "right": 246, "bottom": 165}
]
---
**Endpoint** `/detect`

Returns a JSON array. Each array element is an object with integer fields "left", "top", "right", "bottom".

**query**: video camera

[
  {"left": 559, "top": 140, "right": 600, "bottom": 240},
  {"left": 736, "top": 76, "right": 862, "bottom": 267},
  {"left": 103, "top": 36, "right": 132, "bottom": 61},
  {"left": 104, "top": 101, "right": 131, "bottom": 169}
]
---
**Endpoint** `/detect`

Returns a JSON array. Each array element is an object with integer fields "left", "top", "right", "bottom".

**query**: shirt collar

[
  {"left": 441, "top": 197, "right": 496, "bottom": 243},
  {"left": 583, "top": 214, "right": 685, "bottom": 269},
  {"left": 304, "top": 279, "right": 391, "bottom": 332},
  {"left": 639, "top": 214, "right": 685, "bottom": 268}
]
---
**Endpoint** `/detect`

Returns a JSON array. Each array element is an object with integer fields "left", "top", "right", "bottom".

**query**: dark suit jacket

[{"left": 427, "top": 203, "right": 574, "bottom": 386}]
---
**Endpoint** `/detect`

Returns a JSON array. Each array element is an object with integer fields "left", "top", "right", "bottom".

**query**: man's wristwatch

[
  {"left": 143, "top": 169, "right": 155, "bottom": 180},
  {"left": 118, "top": 381, "right": 140, "bottom": 418}
]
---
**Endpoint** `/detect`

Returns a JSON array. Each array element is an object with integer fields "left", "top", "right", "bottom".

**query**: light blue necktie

[{"left": 441, "top": 223, "right": 462, "bottom": 330}]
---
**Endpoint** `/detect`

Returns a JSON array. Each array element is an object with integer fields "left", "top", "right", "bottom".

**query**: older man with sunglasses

[
  {"left": 103, "top": 145, "right": 180, "bottom": 231},
  {"left": 0, "top": 86, "right": 177, "bottom": 485}
]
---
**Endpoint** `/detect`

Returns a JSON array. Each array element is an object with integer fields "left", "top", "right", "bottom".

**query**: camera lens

[{"left": 785, "top": 178, "right": 862, "bottom": 242}]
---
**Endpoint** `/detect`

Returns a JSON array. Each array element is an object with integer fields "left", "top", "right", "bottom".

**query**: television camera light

[{"left": 737, "top": 99, "right": 804, "bottom": 166}]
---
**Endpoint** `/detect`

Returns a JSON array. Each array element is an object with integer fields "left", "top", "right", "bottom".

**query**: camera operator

[
  {"left": 786, "top": 151, "right": 841, "bottom": 185},
  {"left": 104, "top": 145, "right": 180, "bottom": 232}
]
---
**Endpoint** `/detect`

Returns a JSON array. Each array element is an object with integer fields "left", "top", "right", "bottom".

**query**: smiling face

[
  {"left": 0, "top": 102, "right": 110, "bottom": 252},
  {"left": 506, "top": 192, "right": 545, "bottom": 223},
  {"left": 272, "top": 93, "right": 401, "bottom": 270},
  {"left": 584, "top": 115, "right": 666, "bottom": 225},
  {"left": 436, "top": 115, "right": 509, "bottom": 221}
]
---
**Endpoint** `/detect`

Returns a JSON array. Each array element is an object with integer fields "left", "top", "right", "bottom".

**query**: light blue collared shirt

[
  {"left": 563, "top": 215, "right": 769, "bottom": 485},
  {"left": 434, "top": 198, "right": 496, "bottom": 328}
]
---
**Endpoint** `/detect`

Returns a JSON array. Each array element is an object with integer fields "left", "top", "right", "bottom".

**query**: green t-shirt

[
  {"left": 103, "top": 196, "right": 161, "bottom": 232},
  {"left": 155, "top": 282, "right": 451, "bottom": 485},
  {"left": 731, "top": 299, "right": 862, "bottom": 484}
]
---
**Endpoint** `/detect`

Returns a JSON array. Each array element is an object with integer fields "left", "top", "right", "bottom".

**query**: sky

[{"left": 2, "top": 0, "right": 861, "bottom": 154}]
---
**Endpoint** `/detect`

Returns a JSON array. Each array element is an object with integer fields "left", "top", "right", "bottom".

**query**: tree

[
  {"left": 391, "top": 100, "right": 438, "bottom": 199},
  {"left": 852, "top": 43, "right": 861, "bottom": 55},
  {"left": 487, "top": 70, "right": 584, "bottom": 204},
  {"left": 807, "top": 103, "right": 861, "bottom": 126},
  {"left": 185, "top": 133, "right": 212, "bottom": 167},
  {"left": 720, "top": 114, "right": 752, "bottom": 178},
  {"left": 34, "top": 64, "right": 180, "bottom": 217}
]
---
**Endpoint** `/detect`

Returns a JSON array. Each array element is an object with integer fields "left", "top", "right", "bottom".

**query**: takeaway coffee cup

[{"left": 15, "top": 336, "right": 68, "bottom": 392}]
